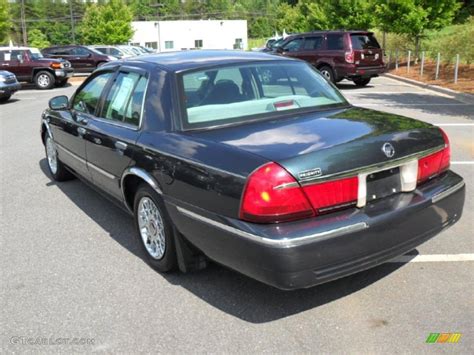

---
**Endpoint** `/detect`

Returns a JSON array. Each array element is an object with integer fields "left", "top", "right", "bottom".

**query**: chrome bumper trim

[{"left": 176, "top": 206, "right": 368, "bottom": 248}]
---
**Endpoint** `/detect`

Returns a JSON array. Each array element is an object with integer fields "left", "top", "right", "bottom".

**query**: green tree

[
  {"left": 321, "top": 0, "right": 375, "bottom": 30},
  {"left": 79, "top": 0, "right": 134, "bottom": 44},
  {"left": 375, "top": 0, "right": 462, "bottom": 58},
  {"left": 0, "top": 0, "right": 11, "bottom": 43},
  {"left": 28, "top": 28, "right": 50, "bottom": 48}
]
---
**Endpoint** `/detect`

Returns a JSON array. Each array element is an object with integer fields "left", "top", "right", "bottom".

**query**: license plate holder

[{"left": 366, "top": 167, "right": 401, "bottom": 202}]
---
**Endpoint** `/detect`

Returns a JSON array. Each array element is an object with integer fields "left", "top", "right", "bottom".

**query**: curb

[{"left": 384, "top": 73, "right": 474, "bottom": 105}]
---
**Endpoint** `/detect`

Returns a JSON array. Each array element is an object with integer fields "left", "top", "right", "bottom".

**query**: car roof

[
  {"left": 134, "top": 50, "right": 294, "bottom": 72},
  {"left": 289, "top": 30, "right": 372, "bottom": 38}
]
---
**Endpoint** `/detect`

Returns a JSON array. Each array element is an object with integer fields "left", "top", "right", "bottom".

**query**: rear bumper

[
  {"left": 167, "top": 171, "right": 465, "bottom": 290},
  {"left": 0, "top": 82, "right": 21, "bottom": 96},
  {"left": 337, "top": 64, "right": 385, "bottom": 80}
]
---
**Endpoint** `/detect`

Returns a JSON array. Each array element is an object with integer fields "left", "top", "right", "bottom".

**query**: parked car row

[
  {"left": 0, "top": 44, "right": 154, "bottom": 98},
  {"left": 260, "top": 30, "right": 386, "bottom": 86}
]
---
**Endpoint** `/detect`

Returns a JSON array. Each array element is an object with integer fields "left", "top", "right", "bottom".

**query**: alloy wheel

[
  {"left": 46, "top": 136, "right": 58, "bottom": 174},
  {"left": 138, "top": 197, "right": 166, "bottom": 259}
]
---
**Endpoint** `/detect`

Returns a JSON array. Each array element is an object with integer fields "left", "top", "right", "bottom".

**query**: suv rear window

[{"left": 350, "top": 34, "right": 380, "bottom": 49}]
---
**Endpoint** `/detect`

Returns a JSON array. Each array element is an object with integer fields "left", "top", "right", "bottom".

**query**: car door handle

[
  {"left": 1, "top": 63, "right": 9, "bottom": 66},
  {"left": 77, "top": 127, "right": 87, "bottom": 136},
  {"left": 115, "top": 141, "right": 127, "bottom": 151}
]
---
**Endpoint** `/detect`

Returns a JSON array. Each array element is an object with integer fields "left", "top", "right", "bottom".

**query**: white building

[{"left": 130, "top": 20, "right": 248, "bottom": 52}]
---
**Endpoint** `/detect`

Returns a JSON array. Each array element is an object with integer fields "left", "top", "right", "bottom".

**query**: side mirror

[
  {"left": 49, "top": 95, "right": 69, "bottom": 110},
  {"left": 17, "top": 55, "right": 24, "bottom": 63},
  {"left": 275, "top": 47, "right": 284, "bottom": 54}
]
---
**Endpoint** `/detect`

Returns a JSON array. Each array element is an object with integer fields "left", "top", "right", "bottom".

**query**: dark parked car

[
  {"left": 42, "top": 45, "right": 117, "bottom": 72},
  {"left": 275, "top": 31, "right": 385, "bottom": 86},
  {"left": 0, "top": 70, "right": 21, "bottom": 102},
  {"left": 40, "top": 51, "right": 464, "bottom": 290},
  {"left": 0, "top": 46, "right": 73, "bottom": 89}
]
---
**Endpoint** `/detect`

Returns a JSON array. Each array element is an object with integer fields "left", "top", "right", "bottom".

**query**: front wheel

[
  {"left": 319, "top": 65, "right": 335, "bottom": 83},
  {"left": 353, "top": 78, "right": 371, "bottom": 87},
  {"left": 0, "top": 95, "right": 11, "bottom": 103},
  {"left": 45, "top": 136, "right": 74, "bottom": 181},
  {"left": 35, "top": 71, "right": 55, "bottom": 90},
  {"left": 133, "top": 184, "right": 177, "bottom": 272}
]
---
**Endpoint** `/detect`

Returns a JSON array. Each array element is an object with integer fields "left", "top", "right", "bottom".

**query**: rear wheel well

[
  {"left": 122, "top": 175, "right": 148, "bottom": 212},
  {"left": 316, "top": 62, "right": 331, "bottom": 70}
]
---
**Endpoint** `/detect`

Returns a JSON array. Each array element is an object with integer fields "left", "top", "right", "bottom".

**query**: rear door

[
  {"left": 350, "top": 33, "right": 383, "bottom": 66},
  {"left": 69, "top": 47, "right": 95, "bottom": 71},
  {"left": 84, "top": 68, "right": 148, "bottom": 199},
  {"left": 0, "top": 50, "right": 28, "bottom": 80},
  {"left": 298, "top": 36, "right": 325, "bottom": 66}
]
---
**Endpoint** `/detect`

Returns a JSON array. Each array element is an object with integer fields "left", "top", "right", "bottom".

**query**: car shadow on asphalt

[{"left": 39, "top": 158, "right": 415, "bottom": 324}]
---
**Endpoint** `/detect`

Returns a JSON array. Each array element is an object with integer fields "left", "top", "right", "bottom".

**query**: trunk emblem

[
  {"left": 382, "top": 143, "right": 395, "bottom": 158},
  {"left": 299, "top": 168, "right": 322, "bottom": 180}
]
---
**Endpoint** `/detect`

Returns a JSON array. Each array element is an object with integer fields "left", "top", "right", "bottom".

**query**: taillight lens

[
  {"left": 240, "top": 163, "right": 314, "bottom": 223},
  {"left": 345, "top": 51, "right": 354, "bottom": 63},
  {"left": 302, "top": 177, "right": 358, "bottom": 214},
  {"left": 417, "top": 129, "right": 450, "bottom": 184}
]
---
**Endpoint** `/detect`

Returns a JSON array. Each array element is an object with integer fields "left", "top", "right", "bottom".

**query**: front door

[
  {"left": 84, "top": 69, "right": 148, "bottom": 200},
  {"left": 55, "top": 70, "right": 115, "bottom": 179}
]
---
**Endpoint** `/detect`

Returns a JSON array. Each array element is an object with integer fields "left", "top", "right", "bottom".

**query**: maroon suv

[
  {"left": 275, "top": 31, "right": 385, "bottom": 86},
  {"left": 42, "top": 45, "right": 116, "bottom": 72},
  {"left": 0, "top": 46, "right": 73, "bottom": 89}
]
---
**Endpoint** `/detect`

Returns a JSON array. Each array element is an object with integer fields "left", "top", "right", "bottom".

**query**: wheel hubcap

[
  {"left": 38, "top": 74, "right": 50, "bottom": 87},
  {"left": 138, "top": 197, "right": 166, "bottom": 259},
  {"left": 321, "top": 70, "right": 330, "bottom": 79},
  {"left": 46, "top": 137, "right": 58, "bottom": 174}
]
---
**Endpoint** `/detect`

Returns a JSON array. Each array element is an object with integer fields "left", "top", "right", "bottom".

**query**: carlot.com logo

[{"left": 426, "top": 333, "right": 462, "bottom": 343}]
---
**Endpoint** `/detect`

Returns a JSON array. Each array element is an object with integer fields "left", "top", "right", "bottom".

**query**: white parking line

[
  {"left": 452, "top": 162, "right": 474, "bottom": 165},
  {"left": 360, "top": 103, "right": 471, "bottom": 106},
  {"left": 435, "top": 123, "right": 474, "bottom": 126},
  {"left": 389, "top": 254, "right": 474, "bottom": 263}
]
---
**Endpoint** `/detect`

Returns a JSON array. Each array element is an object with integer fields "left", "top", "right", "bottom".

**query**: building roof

[{"left": 136, "top": 50, "right": 293, "bottom": 72}]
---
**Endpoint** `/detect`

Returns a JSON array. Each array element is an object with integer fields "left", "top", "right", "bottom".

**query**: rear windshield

[
  {"left": 350, "top": 34, "right": 380, "bottom": 49},
  {"left": 180, "top": 61, "right": 347, "bottom": 129}
]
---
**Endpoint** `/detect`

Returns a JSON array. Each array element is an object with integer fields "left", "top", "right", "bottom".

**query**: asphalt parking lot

[{"left": 1, "top": 76, "right": 473, "bottom": 353}]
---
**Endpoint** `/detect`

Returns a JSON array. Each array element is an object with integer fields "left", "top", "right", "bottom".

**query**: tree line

[{"left": 0, "top": 0, "right": 472, "bottom": 49}]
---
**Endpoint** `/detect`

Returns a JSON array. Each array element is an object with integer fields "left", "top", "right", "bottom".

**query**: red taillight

[
  {"left": 240, "top": 163, "right": 314, "bottom": 223},
  {"left": 302, "top": 177, "right": 358, "bottom": 214},
  {"left": 417, "top": 129, "right": 450, "bottom": 184},
  {"left": 345, "top": 51, "right": 354, "bottom": 63}
]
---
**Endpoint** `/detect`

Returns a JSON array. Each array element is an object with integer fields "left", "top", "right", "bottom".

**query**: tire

[
  {"left": 44, "top": 135, "right": 74, "bottom": 181},
  {"left": 133, "top": 184, "right": 177, "bottom": 272},
  {"left": 34, "top": 71, "right": 55, "bottom": 90},
  {"left": 56, "top": 79, "right": 69, "bottom": 87},
  {"left": 0, "top": 95, "right": 11, "bottom": 103},
  {"left": 353, "top": 78, "right": 371, "bottom": 87},
  {"left": 319, "top": 65, "right": 335, "bottom": 83}
]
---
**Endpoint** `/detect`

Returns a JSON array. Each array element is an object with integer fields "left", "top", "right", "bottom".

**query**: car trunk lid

[{"left": 188, "top": 107, "right": 444, "bottom": 182}]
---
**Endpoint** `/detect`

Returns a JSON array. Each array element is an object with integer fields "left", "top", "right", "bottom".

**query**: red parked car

[{"left": 275, "top": 31, "right": 385, "bottom": 86}]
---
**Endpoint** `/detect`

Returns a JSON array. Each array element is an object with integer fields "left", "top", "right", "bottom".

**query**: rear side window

[
  {"left": 72, "top": 47, "right": 90, "bottom": 56},
  {"left": 327, "top": 34, "right": 344, "bottom": 50},
  {"left": 73, "top": 72, "right": 113, "bottom": 115},
  {"left": 303, "top": 36, "right": 324, "bottom": 50},
  {"left": 101, "top": 72, "right": 147, "bottom": 126},
  {"left": 350, "top": 34, "right": 380, "bottom": 49}
]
